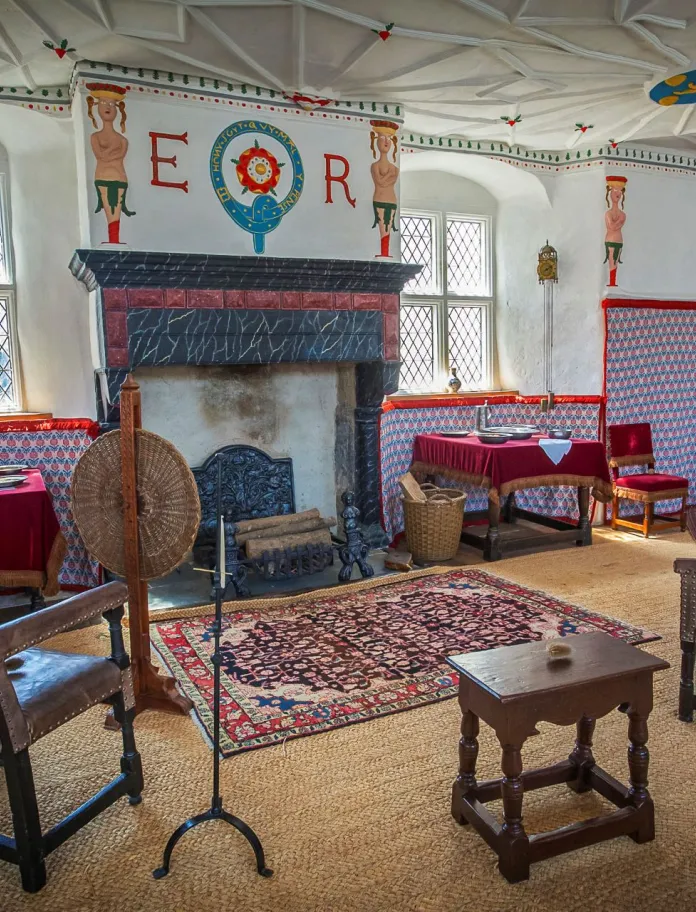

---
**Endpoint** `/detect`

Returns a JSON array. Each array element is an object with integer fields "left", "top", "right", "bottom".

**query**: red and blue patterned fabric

[
  {"left": 379, "top": 397, "right": 603, "bottom": 541},
  {"left": 0, "top": 420, "right": 100, "bottom": 589},
  {"left": 604, "top": 301, "right": 696, "bottom": 517}
]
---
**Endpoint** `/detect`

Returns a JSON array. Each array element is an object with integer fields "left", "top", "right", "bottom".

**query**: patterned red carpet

[{"left": 150, "top": 568, "right": 657, "bottom": 756}]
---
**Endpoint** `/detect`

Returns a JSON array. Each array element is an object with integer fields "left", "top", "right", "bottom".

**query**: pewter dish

[
  {"left": 484, "top": 425, "right": 535, "bottom": 440},
  {"left": 475, "top": 432, "right": 512, "bottom": 444},
  {"left": 547, "top": 428, "right": 572, "bottom": 440},
  {"left": 0, "top": 464, "right": 29, "bottom": 475},
  {"left": 439, "top": 431, "right": 470, "bottom": 438},
  {"left": 0, "top": 476, "right": 28, "bottom": 488}
]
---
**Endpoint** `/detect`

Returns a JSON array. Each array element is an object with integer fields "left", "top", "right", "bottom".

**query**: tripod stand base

[{"left": 152, "top": 806, "right": 273, "bottom": 880}]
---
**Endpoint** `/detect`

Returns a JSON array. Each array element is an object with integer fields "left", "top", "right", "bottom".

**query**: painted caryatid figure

[
  {"left": 369, "top": 120, "right": 399, "bottom": 259},
  {"left": 86, "top": 83, "right": 135, "bottom": 245},
  {"left": 604, "top": 175, "right": 627, "bottom": 288}
]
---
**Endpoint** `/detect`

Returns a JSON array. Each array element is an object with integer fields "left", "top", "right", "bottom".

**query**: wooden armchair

[
  {"left": 0, "top": 581, "right": 143, "bottom": 892},
  {"left": 608, "top": 421, "right": 688, "bottom": 537}
]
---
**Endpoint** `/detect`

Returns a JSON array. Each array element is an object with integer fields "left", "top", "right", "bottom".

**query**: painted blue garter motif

[{"left": 210, "top": 120, "right": 304, "bottom": 254}]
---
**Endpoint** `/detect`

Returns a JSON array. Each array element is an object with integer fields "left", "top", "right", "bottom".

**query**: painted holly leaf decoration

[
  {"left": 575, "top": 122, "right": 594, "bottom": 133},
  {"left": 501, "top": 114, "right": 522, "bottom": 127},
  {"left": 609, "top": 138, "right": 619, "bottom": 149},
  {"left": 372, "top": 22, "right": 394, "bottom": 41},
  {"left": 43, "top": 38, "right": 75, "bottom": 59}
]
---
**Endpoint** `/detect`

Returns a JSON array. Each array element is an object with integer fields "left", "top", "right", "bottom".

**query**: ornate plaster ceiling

[{"left": 0, "top": 0, "right": 695, "bottom": 150}]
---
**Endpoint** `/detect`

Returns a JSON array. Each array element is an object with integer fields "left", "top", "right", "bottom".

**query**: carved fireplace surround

[{"left": 70, "top": 249, "right": 420, "bottom": 535}]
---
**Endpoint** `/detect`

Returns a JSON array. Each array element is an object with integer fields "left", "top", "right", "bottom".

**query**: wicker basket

[{"left": 402, "top": 484, "right": 467, "bottom": 562}]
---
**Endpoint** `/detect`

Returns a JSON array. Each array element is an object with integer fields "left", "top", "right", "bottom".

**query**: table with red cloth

[
  {"left": 411, "top": 434, "right": 613, "bottom": 560},
  {"left": 0, "top": 469, "right": 67, "bottom": 596}
]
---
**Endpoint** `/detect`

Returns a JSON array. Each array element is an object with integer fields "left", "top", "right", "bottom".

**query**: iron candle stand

[{"left": 153, "top": 457, "right": 272, "bottom": 881}]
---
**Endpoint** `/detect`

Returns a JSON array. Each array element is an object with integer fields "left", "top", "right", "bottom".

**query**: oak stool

[{"left": 448, "top": 632, "right": 668, "bottom": 883}]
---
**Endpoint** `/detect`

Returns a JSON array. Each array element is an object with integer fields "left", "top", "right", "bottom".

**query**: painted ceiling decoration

[{"left": 0, "top": 1, "right": 694, "bottom": 150}]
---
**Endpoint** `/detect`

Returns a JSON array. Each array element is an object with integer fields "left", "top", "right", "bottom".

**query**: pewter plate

[
  {"left": 0, "top": 475, "right": 28, "bottom": 488},
  {"left": 438, "top": 431, "right": 470, "bottom": 438},
  {"left": 475, "top": 432, "right": 512, "bottom": 444},
  {"left": 0, "top": 464, "right": 29, "bottom": 475},
  {"left": 484, "top": 425, "right": 535, "bottom": 440},
  {"left": 547, "top": 427, "right": 572, "bottom": 439}
]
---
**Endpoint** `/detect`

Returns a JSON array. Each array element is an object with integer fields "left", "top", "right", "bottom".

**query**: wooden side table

[{"left": 448, "top": 633, "right": 669, "bottom": 883}]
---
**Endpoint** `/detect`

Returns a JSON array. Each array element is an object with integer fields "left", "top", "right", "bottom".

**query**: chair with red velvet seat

[{"left": 608, "top": 422, "right": 689, "bottom": 538}]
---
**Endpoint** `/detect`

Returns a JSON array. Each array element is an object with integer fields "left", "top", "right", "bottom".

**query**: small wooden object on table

[{"left": 448, "top": 632, "right": 669, "bottom": 883}]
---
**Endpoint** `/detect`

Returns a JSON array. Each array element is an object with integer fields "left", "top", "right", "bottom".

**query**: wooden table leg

[
  {"left": 627, "top": 708, "right": 655, "bottom": 844},
  {"left": 452, "top": 710, "right": 479, "bottom": 824},
  {"left": 498, "top": 741, "right": 530, "bottom": 883},
  {"left": 568, "top": 716, "right": 596, "bottom": 793},
  {"left": 484, "top": 496, "right": 502, "bottom": 562},
  {"left": 577, "top": 486, "right": 592, "bottom": 546},
  {"left": 679, "top": 640, "right": 695, "bottom": 722},
  {"left": 502, "top": 492, "right": 517, "bottom": 525}
]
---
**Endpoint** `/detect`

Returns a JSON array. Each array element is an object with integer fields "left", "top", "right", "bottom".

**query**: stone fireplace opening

[{"left": 135, "top": 362, "right": 354, "bottom": 523}]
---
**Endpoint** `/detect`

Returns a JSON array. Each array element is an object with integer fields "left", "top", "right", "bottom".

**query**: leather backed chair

[
  {"left": 608, "top": 421, "right": 688, "bottom": 538},
  {"left": 0, "top": 581, "right": 143, "bottom": 892}
]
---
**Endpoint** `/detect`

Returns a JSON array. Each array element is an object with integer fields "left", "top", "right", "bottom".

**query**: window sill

[
  {"left": 384, "top": 390, "right": 522, "bottom": 410},
  {"left": 0, "top": 412, "right": 53, "bottom": 423}
]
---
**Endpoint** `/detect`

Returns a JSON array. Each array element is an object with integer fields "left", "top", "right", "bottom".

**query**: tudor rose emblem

[{"left": 210, "top": 120, "right": 304, "bottom": 254}]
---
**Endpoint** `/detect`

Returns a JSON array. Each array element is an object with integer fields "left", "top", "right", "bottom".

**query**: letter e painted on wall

[
  {"left": 324, "top": 153, "right": 356, "bottom": 208},
  {"left": 150, "top": 131, "right": 189, "bottom": 192}
]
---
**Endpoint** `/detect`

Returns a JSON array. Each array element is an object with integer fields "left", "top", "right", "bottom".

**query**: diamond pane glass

[
  {"left": 400, "top": 215, "right": 434, "bottom": 293},
  {"left": 447, "top": 218, "right": 487, "bottom": 296},
  {"left": 449, "top": 305, "right": 486, "bottom": 388},
  {"left": 0, "top": 296, "right": 16, "bottom": 409},
  {"left": 400, "top": 304, "right": 435, "bottom": 389}
]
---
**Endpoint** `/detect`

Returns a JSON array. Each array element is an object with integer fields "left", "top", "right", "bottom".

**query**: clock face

[{"left": 538, "top": 260, "right": 556, "bottom": 280}]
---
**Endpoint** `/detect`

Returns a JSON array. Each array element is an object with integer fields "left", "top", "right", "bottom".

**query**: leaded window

[
  {"left": 0, "top": 173, "right": 19, "bottom": 411},
  {"left": 399, "top": 211, "right": 492, "bottom": 391}
]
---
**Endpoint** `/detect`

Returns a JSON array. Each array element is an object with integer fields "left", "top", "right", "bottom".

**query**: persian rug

[{"left": 150, "top": 568, "right": 658, "bottom": 756}]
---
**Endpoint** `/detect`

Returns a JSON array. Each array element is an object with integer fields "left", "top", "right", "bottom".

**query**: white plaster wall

[
  {"left": 0, "top": 108, "right": 94, "bottom": 417},
  {"left": 496, "top": 169, "right": 606, "bottom": 395},
  {"left": 135, "top": 363, "right": 339, "bottom": 518},
  {"left": 617, "top": 168, "right": 696, "bottom": 298},
  {"left": 401, "top": 170, "right": 497, "bottom": 218}
]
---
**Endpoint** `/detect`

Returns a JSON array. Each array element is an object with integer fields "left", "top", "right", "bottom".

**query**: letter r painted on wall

[
  {"left": 324, "top": 153, "right": 356, "bottom": 208},
  {"left": 150, "top": 131, "right": 189, "bottom": 192}
]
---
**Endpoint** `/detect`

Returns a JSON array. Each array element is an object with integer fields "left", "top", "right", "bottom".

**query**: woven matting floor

[{"left": 1, "top": 529, "right": 695, "bottom": 911}]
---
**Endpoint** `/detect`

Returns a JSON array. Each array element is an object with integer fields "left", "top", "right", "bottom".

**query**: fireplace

[{"left": 70, "top": 250, "right": 419, "bottom": 540}]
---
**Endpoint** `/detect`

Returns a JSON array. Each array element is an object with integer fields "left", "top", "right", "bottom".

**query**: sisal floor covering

[{"left": 1, "top": 528, "right": 695, "bottom": 912}]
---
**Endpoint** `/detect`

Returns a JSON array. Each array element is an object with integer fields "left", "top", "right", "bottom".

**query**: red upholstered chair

[{"left": 608, "top": 422, "right": 689, "bottom": 538}]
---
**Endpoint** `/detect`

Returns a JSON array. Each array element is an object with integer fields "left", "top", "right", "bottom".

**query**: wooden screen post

[{"left": 116, "top": 375, "right": 193, "bottom": 720}]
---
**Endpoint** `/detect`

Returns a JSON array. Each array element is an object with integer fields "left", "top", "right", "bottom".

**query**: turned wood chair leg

[
  {"left": 111, "top": 691, "right": 144, "bottom": 805},
  {"left": 3, "top": 749, "right": 46, "bottom": 893},
  {"left": 643, "top": 502, "right": 652, "bottom": 538},
  {"left": 680, "top": 495, "right": 688, "bottom": 532},
  {"left": 611, "top": 494, "right": 619, "bottom": 531}
]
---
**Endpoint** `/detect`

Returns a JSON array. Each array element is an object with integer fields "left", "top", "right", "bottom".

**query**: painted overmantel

[{"left": 72, "top": 62, "right": 404, "bottom": 261}]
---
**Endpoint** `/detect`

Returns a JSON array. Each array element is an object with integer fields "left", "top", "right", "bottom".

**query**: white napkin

[{"left": 539, "top": 438, "right": 572, "bottom": 465}]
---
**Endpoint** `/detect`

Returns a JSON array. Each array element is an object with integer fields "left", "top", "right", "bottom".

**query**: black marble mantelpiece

[
  {"left": 70, "top": 249, "right": 421, "bottom": 293},
  {"left": 127, "top": 308, "right": 382, "bottom": 367}
]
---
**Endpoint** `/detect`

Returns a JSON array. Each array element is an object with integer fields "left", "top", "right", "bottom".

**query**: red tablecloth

[
  {"left": 0, "top": 469, "right": 66, "bottom": 596},
  {"left": 411, "top": 434, "right": 613, "bottom": 505}
]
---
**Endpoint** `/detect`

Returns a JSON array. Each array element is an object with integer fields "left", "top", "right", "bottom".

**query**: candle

[{"left": 219, "top": 515, "right": 226, "bottom": 582}]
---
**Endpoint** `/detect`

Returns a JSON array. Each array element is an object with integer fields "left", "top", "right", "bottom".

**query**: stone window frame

[{"left": 0, "top": 170, "right": 21, "bottom": 413}]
